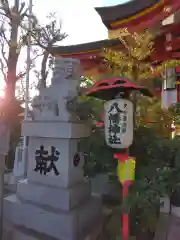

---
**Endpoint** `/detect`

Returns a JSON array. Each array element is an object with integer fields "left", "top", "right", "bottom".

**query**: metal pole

[
  {"left": 0, "top": 154, "right": 5, "bottom": 239},
  {"left": 22, "top": 0, "right": 33, "bottom": 177}
]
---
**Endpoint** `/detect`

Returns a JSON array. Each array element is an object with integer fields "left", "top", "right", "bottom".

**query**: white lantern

[{"left": 104, "top": 99, "right": 133, "bottom": 149}]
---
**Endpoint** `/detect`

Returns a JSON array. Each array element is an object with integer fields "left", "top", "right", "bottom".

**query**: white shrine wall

[{"left": 161, "top": 88, "right": 177, "bottom": 109}]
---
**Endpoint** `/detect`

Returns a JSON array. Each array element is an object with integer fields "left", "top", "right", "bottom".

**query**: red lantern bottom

[
  {"left": 122, "top": 181, "right": 132, "bottom": 240},
  {"left": 122, "top": 214, "right": 129, "bottom": 240}
]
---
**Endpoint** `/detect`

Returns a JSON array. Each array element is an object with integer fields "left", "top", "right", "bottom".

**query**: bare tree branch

[
  {"left": 30, "top": 15, "right": 67, "bottom": 88},
  {"left": 0, "top": 1, "right": 68, "bottom": 103},
  {"left": 0, "top": 0, "right": 10, "bottom": 17},
  {"left": 19, "top": 2, "right": 25, "bottom": 14},
  {"left": 1, "top": 43, "right": 7, "bottom": 64},
  {"left": 0, "top": 57, "right": 6, "bottom": 81},
  {"left": 1, "top": 28, "right": 9, "bottom": 46}
]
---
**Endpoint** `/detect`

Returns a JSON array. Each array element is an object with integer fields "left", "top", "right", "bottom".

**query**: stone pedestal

[
  {"left": 10, "top": 145, "right": 27, "bottom": 184},
  {"left": 4, "top": 57, "right": 102, "bottom": 240},
  {"left": 160, "top": 196, "right": 170, "bottom": 214}
]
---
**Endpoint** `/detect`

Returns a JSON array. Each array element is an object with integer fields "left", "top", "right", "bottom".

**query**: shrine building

[{"left": 50, "top": 0, "right": 180, "bottom": 107}]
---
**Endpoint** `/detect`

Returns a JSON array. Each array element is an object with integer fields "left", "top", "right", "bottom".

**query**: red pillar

[{"left": 176, "top": 66, "right": 180, "bottom": 102}]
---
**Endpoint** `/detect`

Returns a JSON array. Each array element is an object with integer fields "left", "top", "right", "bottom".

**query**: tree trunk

[
  {"left": 5, "top": 0, "right": 19, "bottom": 100},
  {"left": 5, "top": 82, "right": 16, "bottom": 100},
  {"left": 40, "top": 41, "right": 54, "bottom": 89},
  {"left": 40, "top": 50, "right": 49, "bottom": 88},
  {"left": 3, "top": 0, "right": 19, "bottom": 125}
]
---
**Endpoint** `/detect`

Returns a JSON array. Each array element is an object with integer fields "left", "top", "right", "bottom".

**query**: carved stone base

[
  {"left": 16, "top": 179, "right": 90, "bottom": 211},
  {"left": 4, "top": 194, "right": 102, "bottom": 240},
  {"left": 2, "top": 224, "right": 102, "bottom": 240},
  {"left": 4, "top": 177, "right": 102, "bottom": 240},
  {"left": 160, "top": 197, "right": 170, "bottom": 213},
  {"left": 10, "top": 221, "right": 102, "bottom": 240}
]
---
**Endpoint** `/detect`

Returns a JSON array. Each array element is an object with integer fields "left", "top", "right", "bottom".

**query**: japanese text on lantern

[
  {"left": 34, "top": 145, "right": 60, "bottom": 176},
  {"left": 104, "top": 99, "right": 133, "bottom": 149}
]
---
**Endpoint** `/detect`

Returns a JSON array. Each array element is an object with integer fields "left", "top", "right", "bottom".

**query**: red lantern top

[{"left": 86, "top": 77, "right": 153, "bottom": 100}]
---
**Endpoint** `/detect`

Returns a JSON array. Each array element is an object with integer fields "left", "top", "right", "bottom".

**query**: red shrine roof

[
  {"left": 95, "top": 0, "right": 180, "bottom": 31},
  {"left": 51, "top": 39, "right": 120, "bottom": 59},
  {"left": 95, "top": 0, "right": 159, "bottom": 29},
  {"left": 51, "top": 22, "right": 180, "bottom": 61},
  {"left": 50, "top": 1, "right": 180, "bottom": 62}
]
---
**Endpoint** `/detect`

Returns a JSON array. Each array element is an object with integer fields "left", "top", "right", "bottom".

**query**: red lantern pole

[
  {"left": 177, "top": 76, "right": 180, "bottom": 102},
  {"left": 122, "top": 181, "right": 129, "bottom": 240},
  {"left": 114, "top": 150, "right": 133, "bottom": 240}
]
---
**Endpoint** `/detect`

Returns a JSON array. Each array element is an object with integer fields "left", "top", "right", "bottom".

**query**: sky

[
  {"left": 0, "top": 0, "right": 130, "bottom": 96},
  {"left": 33, "top": 0, "right": 130, "bottom": 45}
]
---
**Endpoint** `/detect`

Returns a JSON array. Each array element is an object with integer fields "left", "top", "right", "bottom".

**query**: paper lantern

[{"left": 104, "top": 99, "right": 133, "bottom": 149}]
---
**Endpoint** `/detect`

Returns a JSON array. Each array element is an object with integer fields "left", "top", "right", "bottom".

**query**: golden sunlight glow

[{"left": 0, "top": 89, "right": 5, "bottom": 98}]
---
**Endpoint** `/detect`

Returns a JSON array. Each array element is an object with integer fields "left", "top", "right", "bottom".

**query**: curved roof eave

[
  {"left": 50, "top": 38, "right": 121, "bottom": 56},
  {"left": 95, "top": 0, "right": 159, "bottom": 29}
]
